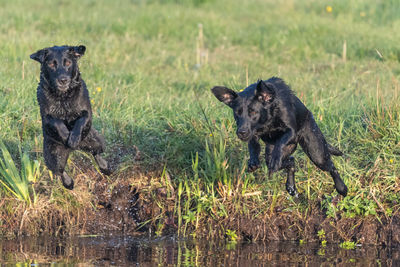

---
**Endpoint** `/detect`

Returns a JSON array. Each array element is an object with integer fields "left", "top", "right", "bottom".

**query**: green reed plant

[
  {"left": 203, "top": 136, "right": 229, "bottom": 184},
  {"left": 0, "top": 141, "right": 40, "bottom": 206}
]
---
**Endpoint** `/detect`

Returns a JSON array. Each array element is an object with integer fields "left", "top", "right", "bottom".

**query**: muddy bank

[{"left": 0, "top": 160, "right": 399, "bottom": 247}]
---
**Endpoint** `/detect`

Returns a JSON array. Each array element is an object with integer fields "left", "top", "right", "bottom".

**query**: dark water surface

[{"left": 0, "top": 235, "right": 399, "bottom": 266}]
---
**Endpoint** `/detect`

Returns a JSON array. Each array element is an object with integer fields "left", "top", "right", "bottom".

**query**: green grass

[
  {"left": 0, "top": 0, "right": 399, "bottom": 238},
  {"left": 0, "top": 141, "right": 41, "bottom": 206}
]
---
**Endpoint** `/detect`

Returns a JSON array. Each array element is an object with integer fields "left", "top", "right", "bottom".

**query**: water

[{"left": 0, "top": 235, "right": 398, "bottom": 266}]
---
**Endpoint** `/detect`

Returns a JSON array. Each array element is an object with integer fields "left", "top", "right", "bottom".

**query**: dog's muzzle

[
  {"left": 56, "top": 76, "right": 71, "bottom": 91},
  {"left": 237, "top": 129, "right": 251, "bottom": 141}
]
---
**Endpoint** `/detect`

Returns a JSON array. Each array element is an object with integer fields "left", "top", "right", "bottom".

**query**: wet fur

[
  {"left": 31, "top": 45, "right": 111, "bottom": 189},
  {"left": 211, "top": 77, "right": 347, "bottom": 196}
]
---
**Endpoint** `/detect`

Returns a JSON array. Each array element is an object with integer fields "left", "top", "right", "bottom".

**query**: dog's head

[
  {"left": 30, "top": 45, "right": 86, "bottom": 93},
  {"left": 211, "top": 80, "right": 276, "bottom": 141}
]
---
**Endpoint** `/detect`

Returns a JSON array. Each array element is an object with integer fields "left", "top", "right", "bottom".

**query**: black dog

[
  {"left": 211, "top": 77, "right": 347, "bottom": 196},
  {"left": 30, "top": 45, "right": 111, "bottom": 189}
]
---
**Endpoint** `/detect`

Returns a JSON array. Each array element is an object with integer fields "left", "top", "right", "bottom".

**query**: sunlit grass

[{"left": 0, "top": 141, "right": 41, "bottom": 206}]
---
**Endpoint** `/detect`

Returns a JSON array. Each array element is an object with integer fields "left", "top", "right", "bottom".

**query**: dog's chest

[
  {"left": 47, "top": 99, "right": 82, "bottom": 122},
  {"left": 38, "top": 86, "right": 86, "bottom": 122}
]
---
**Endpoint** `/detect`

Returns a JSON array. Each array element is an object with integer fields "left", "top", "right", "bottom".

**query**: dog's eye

[
  {"left": 249, "top": 111, "right": 257, "bottom": 116},
  {"left": 64, "top": 60, "right": 71, "bottom": 67},
  {"left": 48, "top": 62, "right": 55, "bottom": 68}
]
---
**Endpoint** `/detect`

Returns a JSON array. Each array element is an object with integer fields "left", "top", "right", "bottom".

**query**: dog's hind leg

[
  {"left": 44, "top": 139, "right": 73, "bottom": 189},
  {"left": 299, "top": 118, "right": 347, "bottom": 196},
  {"left": 328, "top": 165, "right": 347, "bottom": 196},
  {"left": 79, "top": 128, "right": 111, "bottom": 175},
  {"left": 248, "top": 137, "right": 261, "bottom": 172},
  {"left": 281, "top": 144, "right": 298, "bottom": 196},
  {"left": 311, "top": 155, "right": 347, "bottom": 197}
]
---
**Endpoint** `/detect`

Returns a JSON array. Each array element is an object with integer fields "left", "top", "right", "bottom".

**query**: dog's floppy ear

[
  {"left": 255, "top": 80, "right": 275, "bottom": 104},
  {"left": 68, "top": 45, "right": 86, "bottom": 59},
  {"left": 211, "top": 86, "right": 238, "bottom": 107},
  {"left": 30, "top": 48, "right": 49, "bottom": 64}
]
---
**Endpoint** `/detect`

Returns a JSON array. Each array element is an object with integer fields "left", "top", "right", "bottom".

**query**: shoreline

[{"left": 1, "top": 165, "right": 399, "bottom": 248}]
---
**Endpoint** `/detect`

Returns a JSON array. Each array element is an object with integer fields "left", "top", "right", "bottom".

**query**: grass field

[{"left": 0, "top": 0, "right": 399, "bottom": 242}]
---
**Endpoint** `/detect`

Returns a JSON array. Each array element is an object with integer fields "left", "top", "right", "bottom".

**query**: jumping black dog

[
  {"left": 30, "top": 45, "right": 111, "bottom": 189},
  {"left": 211, "top": 77, "right": 347, "bottom": 196}
]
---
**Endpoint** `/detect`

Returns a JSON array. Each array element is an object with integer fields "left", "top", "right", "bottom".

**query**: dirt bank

[{"left": 0, "top": 158, "right": 399, "bottom": 247}]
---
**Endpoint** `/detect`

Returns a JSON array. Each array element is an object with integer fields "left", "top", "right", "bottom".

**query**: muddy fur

[
  {"left": 30, "top": 45, "right": 111, "bottom": 189},
  {"left": 211, "top": 78, "right": 348, "bottom": 197}
]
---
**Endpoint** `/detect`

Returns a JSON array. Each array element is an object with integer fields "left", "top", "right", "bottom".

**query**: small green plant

[
  {"left": 226, "top": 229, "right": 238, "bottom": 243},
  {"left": 337, "top": 196, "right": 377, "bottom": 217},
  {"left": 340, "top": 241, "right": 356, "bottom": 250},
  {"left": 177, "top": 180, "right": 183, "bottom": 235},
  {"left": 317, "top": 248, "right": 326, "bottom": 256},
  {"left": 155, "top": 220, "right": 164, "bottom": 237},
  {"left": 317, "top": 229, "right": 327, "bottom": 247},
  {"left": 0, "top": 141, "right": 40, "bottom": 206},
  {"left": 322, "top": 194, "right": 378, "bottom": 219},
  {"left": 386, "top": 208, "right": 393, "bottom": 217},
  {"left": 182, "top": 210, "right": 196, "bottom": 224}
]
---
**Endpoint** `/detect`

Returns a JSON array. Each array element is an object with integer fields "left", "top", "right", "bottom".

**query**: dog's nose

[
  {"left": 238, "top": 129, "right": 247, "bottom": 135},
  {"left": 237, "top": 129, "right": 249, "bottom": 139},
  {"left": 58, "top": 77, "right": 69, "bottom": 85}
]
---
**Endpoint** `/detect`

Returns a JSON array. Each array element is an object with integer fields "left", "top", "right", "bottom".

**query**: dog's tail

[{"left": 328, "top": 144, "right": 343, "bottom": 156}]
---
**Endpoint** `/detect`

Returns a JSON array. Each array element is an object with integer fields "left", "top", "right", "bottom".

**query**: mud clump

[{"left": 84, "top": 174, "right": 152, "bottom": 235}]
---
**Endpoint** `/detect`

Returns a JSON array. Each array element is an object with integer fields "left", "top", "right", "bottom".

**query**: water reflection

[{"left": 0, "top": 235, "right": 399, "bottom": 266}]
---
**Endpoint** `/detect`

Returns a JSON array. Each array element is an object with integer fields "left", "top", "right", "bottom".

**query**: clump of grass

[
  {"left": 169, "top": 132, "right": 265, "bottom": 238},
  {"left": 0, "top": 141, "right": 40, "bottom": 206}
]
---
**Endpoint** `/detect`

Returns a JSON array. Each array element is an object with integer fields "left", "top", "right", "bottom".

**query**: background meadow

[{"left": 0, "top": 0, "right": 399, "bottom": 240}]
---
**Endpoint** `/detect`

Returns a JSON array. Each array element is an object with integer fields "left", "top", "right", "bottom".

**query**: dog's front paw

[
  {"left": 67, "top": 133, "right": 81, "bottom": 149},
  {"left": 248, "top": 158, "right": 260, "bottom": 172},
  {"left": 286, "top": 183, "right": 297, "bottom": 196},
  {"left": 60, "top": 172, "right": 74, "bottom": 190}
]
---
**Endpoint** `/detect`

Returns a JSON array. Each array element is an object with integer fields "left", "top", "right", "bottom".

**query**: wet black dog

[
  {"left": 211, "top": 77, "right": 347, "bottom": 196},
  {"left": 30, "top": 45, "right": 111, "bottom": 189}
]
